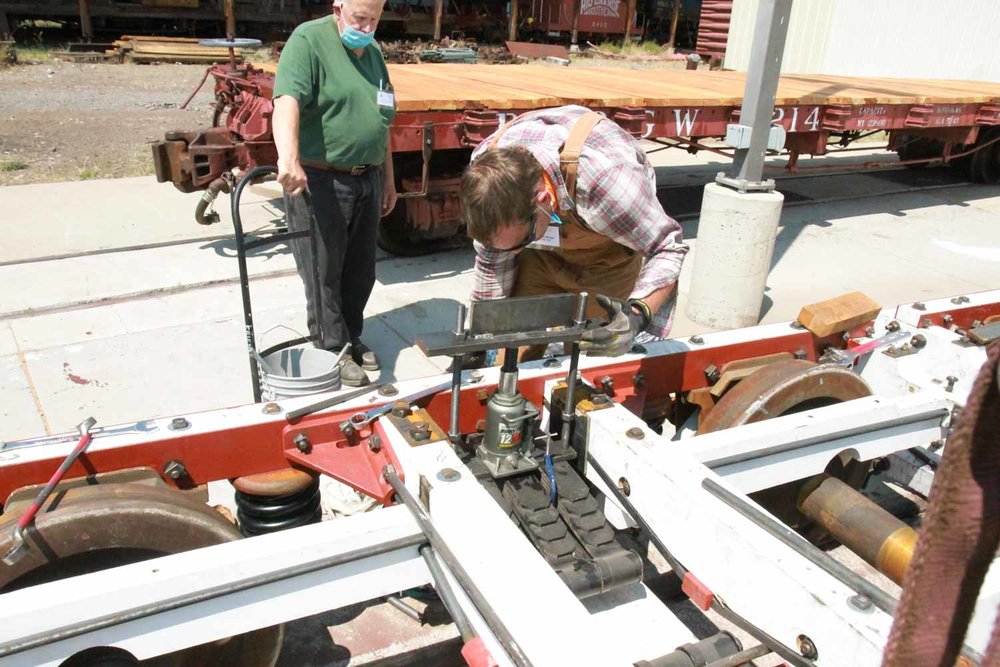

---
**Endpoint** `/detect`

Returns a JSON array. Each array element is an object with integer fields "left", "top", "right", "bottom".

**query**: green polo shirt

[{"left": 273, "top": 16, "right": 395, "bottom": 167}]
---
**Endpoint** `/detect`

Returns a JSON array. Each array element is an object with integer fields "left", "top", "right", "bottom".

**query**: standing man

[
  {"left": 273, "top": 0, "right": 397, "bottom": 386},
  {"left": 461, "top": 105, "right": 688, "bottom": 359}
]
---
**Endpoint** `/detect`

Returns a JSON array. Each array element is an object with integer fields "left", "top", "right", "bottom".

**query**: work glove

[{"left": 579, "top": 295, "right": 650, "bottom": 357}]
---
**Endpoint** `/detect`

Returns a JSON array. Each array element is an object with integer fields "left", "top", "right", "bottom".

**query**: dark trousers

[{"left": 285, "top": 166, "right": 382, "bottom": 352}]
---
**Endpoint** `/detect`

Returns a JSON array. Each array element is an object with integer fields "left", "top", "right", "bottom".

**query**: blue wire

[{"left": 545, "top": 453, "right": 558, "bottom": 506}]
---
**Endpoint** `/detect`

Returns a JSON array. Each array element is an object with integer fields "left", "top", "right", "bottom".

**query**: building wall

[{"left": 725, "top": 0, "right": 1000, "bottom": 82}]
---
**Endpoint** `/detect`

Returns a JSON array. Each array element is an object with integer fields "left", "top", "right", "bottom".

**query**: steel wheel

[
  {"left": 0, "top": 483, "right": 283, "bottom": 667},
  {"left": 697, "top": 359, "right": 874, "bottom": 534}
]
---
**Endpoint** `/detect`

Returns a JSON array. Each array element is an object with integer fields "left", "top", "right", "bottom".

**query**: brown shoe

[
  {"left": 351, "top": 339, "right": 380, "bottom": 372},
  {"left": 339, "top": 357, "right": 370, "bottom": 387}
]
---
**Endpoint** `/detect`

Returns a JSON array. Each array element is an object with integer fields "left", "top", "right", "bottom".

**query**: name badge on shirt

[
  {"left": 377, "top": 90, "right": 395, "bottom": 108},
  {"left": 528, "top": 225, "right": 561, "bottom": 250}
]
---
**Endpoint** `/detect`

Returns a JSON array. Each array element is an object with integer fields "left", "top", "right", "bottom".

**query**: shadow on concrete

[
  {"left": 374, "top": 248, "right": 474, "bottom": 286},
  {"left": 362, "top": 297, "right": 466, "bottom": 380},
  {"left": 276, "top": 610, "right": 353, "bottom": 667}
]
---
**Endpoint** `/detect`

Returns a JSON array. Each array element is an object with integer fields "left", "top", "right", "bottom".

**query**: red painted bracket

[{"left": 283, "top": 418, "right": 402, "bottom": 505}]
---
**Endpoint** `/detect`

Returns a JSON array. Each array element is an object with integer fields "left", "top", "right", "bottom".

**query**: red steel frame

[{"left": 4, "top": 296, "right": 998, "bottom": 508}]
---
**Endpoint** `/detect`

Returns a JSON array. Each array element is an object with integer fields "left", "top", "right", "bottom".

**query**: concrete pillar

[{"left": 685, "top": 183, "right": 784, "bottom": 329}]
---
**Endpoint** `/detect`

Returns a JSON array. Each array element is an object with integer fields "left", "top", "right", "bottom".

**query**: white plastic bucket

[{"left": 258, "top": 345, "right": 342, "bottom": 400}]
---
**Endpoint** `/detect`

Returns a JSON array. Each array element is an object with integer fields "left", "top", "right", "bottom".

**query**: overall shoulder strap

[
  {"left": 486, "top": 110, "right": 544, "bottom": 150},
  {"left": 559, "top": 112, "right": 604, "bottom": 202}
]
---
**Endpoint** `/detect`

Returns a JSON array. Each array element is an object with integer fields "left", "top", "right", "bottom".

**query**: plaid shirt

[{"left": 470, "top": 105, "right": 688, "bottom": 337}]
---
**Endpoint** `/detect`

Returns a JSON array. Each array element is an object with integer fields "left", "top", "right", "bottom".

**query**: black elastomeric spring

[{"left": 235, "top": 475, "right": 322, "bottom": 536}]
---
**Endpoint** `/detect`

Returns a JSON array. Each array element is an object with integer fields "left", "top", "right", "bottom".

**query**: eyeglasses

[
  {"left": 489, "top": 218, "right": 537, "bottom": 253},
  {"left": 488, "top": 206, "right": 561, "bottom": 253}
]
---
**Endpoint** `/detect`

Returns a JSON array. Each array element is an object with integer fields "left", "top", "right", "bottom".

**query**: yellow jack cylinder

[{"left": 798, "top": 474, "right": 917, "bottom": 585}]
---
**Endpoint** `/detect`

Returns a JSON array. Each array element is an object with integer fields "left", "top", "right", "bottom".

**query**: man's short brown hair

[{"left": 461, "top": 146, "right": 542, "bottom": 244}]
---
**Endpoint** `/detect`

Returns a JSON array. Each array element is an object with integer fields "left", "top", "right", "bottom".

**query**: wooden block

[{"left": 797, "top": 292, "right": 882, "bottom": 338}]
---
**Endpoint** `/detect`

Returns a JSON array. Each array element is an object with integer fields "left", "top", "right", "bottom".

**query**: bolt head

[
  {"left": 437, "top": 467, "right": 461, "bottom": 482},
  {"left": 591, "top": 393, "right": 609, "bottom": 405},
  {"left": 912, "top": 302, "right": 926, "bottom": 311},
  {"left": 543, "top": 357, "right": 562, "bottom": 368},
  {"left": 796, "top": 634, "right": 818, "bottom": 659},
  {"left": 625, "top": 427, "right": 645, "bottom": 440},
  {"left": 294, "top": 433, "right": 311, "bottom": 453},
  {"left": 369, "top": 434, "right": 382, "bottom": 452},
  {"left": 689, "top": 335, "right": 704, "bottom": 344},
  {"left": 262, "top": 402, "right": 281, "bottom": 415},
  {"left": 910, "top": 334, "right": 927, "bottom": 349},
  {"left": 886, "top": 320, "right": 901, "bottom": 332},
  {"left": 169, "top": 417, "right": 190, "bottom": 431},
  {"left": 849, "top": 593, "right": 873, "bottom": 611},
  {"left": 617, "top": 476, "right": 631, "bottom": 496}
]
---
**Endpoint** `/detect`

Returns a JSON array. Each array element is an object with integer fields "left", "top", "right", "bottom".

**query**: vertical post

[
  {"left": 433, "top": 0, "right": 444, "bottom": 41},
  {"left": 508, "top": 0, "right": 518, "bottom": 42},
  {"left": 448, "top": 304, "right": 466, "bottom": 445},
  {"left": 78, "top": 0, "right": 93, "bottom": 42},
  {"left": 224, "top": 0, "right": 236, "bottom": 40},
  {"left": 726, "top": 0, "right": 792, "bottom": 186},
  {"left": 686, "top": 0, "right": 792, "bottom": 330},
  {"left": 666, "top": 0, "right": 680, "bottom": 49},
  {"left": 569, "top": 0, "right": 581, "bottom": 52},
  {"left": 623, "top": 0, "right": 636, "bottom": 44}
]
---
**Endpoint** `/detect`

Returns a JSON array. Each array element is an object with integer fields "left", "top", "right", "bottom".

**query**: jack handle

[{"left": 2, "top": 417, "right": 97, "bottom": 565}]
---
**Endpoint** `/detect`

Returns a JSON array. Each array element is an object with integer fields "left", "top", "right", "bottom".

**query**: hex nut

[
  {"left": 369, "top": 434, "right": 382, "bottom": 453},
  {"left": 910, "top": 334, "right": 927, "bottom": 349},
  {"left": 294, "top": 433, "right": 311, "bottom": 453},
  {"left": 625, "top": 427, "right": 645, "bottom": 440},
  {"left": 262, "top": 402, "right": 281, "bottom": 415},
  {"left": 618, "top": 477, "right": 631, "bottom": 496},
  {"left": 796, "top": 634, "right": 818, "bottom": 660},
  {"left": 169, "top": 417, "right": 190, "bottom": 431},
  {"left": 163, "top": 459, "right": 187, "bottom": 480},
  {"left": 437, "top": 468, "right": 461, "bottom": 482}
]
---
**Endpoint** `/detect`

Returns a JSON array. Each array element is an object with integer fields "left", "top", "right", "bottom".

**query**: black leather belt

[{"left": 301, "top": 160, "right": 372, "bottom": 175}]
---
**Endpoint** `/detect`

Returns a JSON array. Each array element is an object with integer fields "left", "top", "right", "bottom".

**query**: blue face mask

[{"left": 340, "top": 23, "right": 375, "bottom": 49}]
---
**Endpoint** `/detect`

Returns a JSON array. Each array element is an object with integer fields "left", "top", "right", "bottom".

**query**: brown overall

[{"left": 487, "top": 112, "right": 643, "bottom": 361}]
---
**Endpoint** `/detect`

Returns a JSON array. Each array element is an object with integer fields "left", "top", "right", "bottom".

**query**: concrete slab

[
  {"left": 0, "top": 354, "right": 46, "bottom": 439},
  {"left": 0, "top": 232, "right": 297, "bottom": 318},
  {"left": 0, "top": 176, "right": 285, "bottom": 264}
]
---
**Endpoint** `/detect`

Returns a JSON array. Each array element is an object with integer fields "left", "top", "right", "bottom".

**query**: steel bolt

[
  {"left": 625, "top": 427, "right": 645, "bottom": 440},
  {"left": 163, "top": 459, "right": 187, "bottom": 481},
  {"left": 618, "top": 477, "right": 631, "bottom": 496},
  {"left": 543, "top": 357, "right": 562, "bottom": 368},
  {"left": 951, "top": 296, "right": 970, "bottom": 305},
  {"left": 929, "top": 439, "right": 944, "bottom": 451},
  {"left": 262, "top": 402, "right": 281, "bottom": 415},
  {"left": 169, "top": 417, "right": 190, "bottom": 431},
  {"left": 591, "top": 393, "right": 609, "bottom": 406},
  {"left": 912, "top": 302, "right": 926, "bottom": 311},
  {"left": 437, "top": 468, "right": 461, "bottom": 482},
  {"left": 920, "top": 318, "right": 932, "bottom": 329},
  {"left": 632, "top": 373, "right": 646, "bottom": 390},
  {"left": 910, "top": 334, "right": 927, "bottom": 349},
  {"left": 790, "top": 320, "right": 805, "bottom": 330},
  {"left": 704, "top": 364, "right": 721, "bottom": 385},
  {"left": 294, "top": 433, "right": 311, "bottom": 453},
  {"left": 848, "top": 594, "right": 873, "bottom": 611},
  {"left": 391, "top": 401, "right": 410, "bottom": 418},
  {"left": 410, "top": 422, "right": 430, "bottom": 441},
  {"left": 942, "top": 314, "right": 954, "bottom": 326},
  {"left": 793, "top": 348, "right": 808, "bottom": 360},
  {"left": 689, "top": 334, "right": 705, "bottom": 345},
  {"left": 378, "top": 383, "right": 399, "bottom": 397},
  {"left": 598, "top": 375, "right": 615, "bottom": 395},
  {"left": 864, "top": 326, "right": 875, "bottom": 337},
  {"left": 945, "top": 376, "right": 958, "bottom": 392},
  {"left": 796, "top": 634, "right": 818, "bottom": 660},
  {"left": 630, "top": 344, "right": 646, "bottom": 354},
  {"left": 469, "top": 370, "right": 484, "bottom": 383},
  {"left": 886, "top": 320, "right": 901, "bottom": 332},
  {"left": 369, "top": 434, "right": 382, "bottom": 453}
]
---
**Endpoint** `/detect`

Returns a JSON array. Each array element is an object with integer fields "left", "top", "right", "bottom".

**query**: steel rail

[
  {"left": 0, "top": 532, "right": 425, "bottom": 658},
  {"left": 384, "top": 465, "right": 534, "bottom": 667},
  {"left": 586, "top": 453, "right": 816, "bottom": 667}
]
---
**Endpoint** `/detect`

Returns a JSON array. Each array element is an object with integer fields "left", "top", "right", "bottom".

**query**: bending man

[{"left": 461, "top": 105, "right": 688, "bottom": 358}]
